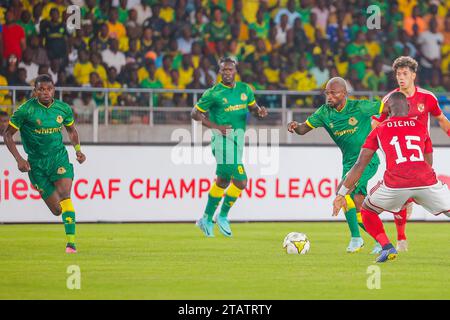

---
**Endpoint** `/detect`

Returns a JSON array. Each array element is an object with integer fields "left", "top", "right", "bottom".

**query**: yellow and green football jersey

[
  {"left": 9, "top": 98, "right": 74, "bottom": 160},
  {"left": 306, "top": 99, "right": 383, "bottom": 172},
  {"left": 195, "top": 81, "right": 256, "bottom": 177}
]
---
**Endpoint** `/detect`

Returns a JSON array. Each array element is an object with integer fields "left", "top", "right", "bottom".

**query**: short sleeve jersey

[
  {"left": 195, "top": 82, "right": 256, "bottom": 160},
  {"left": 363, "top": 116, "right": 437, "bottom": 189},
  {"left": 306, "top": 99, "right": 383, "bottom": 170},
  {"left": 373, "top": 87, "right": 442, "bottom": 130},
  {"left": 9, "top": 98, "right": 74, "bottom": 159}
]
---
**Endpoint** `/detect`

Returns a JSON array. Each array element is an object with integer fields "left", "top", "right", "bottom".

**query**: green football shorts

[
  {"left": 212, "top": 143, "right": 247, "bottom": 181},
  {"left": 343, "top": 160, "right": 379, "bottom": 197},
  {"left": 28, "top": 149, "right": 74, "bottom": 200},
  {"left": 216, "top": 163, "right": 248, "bottom": 181}
]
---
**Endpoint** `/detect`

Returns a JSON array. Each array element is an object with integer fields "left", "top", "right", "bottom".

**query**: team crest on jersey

[
  {"left": 417, "top": 103, "right": 425, "bottom": 112},
  {"left": 348, "top": 117, "right": 358, "bottom": 126},
  {"left": 241, "top": 93, "right": 247, "bottom": 101},
  {"left": 329, "top": 123, "right": 334, "bottom": 129},
  {"left": 56, "top": 115, "right": 63, "bottom": 124},
  {"left": 57, "top": 167, "right": 66, "bottom": 175},
  {"left": 36, "top": 119, "right": 42, "bottom": 126},
  {"left": 223, "top": 98, "right": 228, "bottom": 104}
]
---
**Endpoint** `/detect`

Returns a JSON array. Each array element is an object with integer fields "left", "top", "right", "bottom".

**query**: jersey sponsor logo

[
  {"left": 241, "top": 93, "right": 247, "bottom": 101},
  {"left": 417, "top": 103, "right": 425, "bottom": 112},
  {"left": 224, "top": 104, "right": 247, "bottom": 112},
  {"left": 57, "top": 167, "right": 67, "bottom": 175},
  {"left": 334, "top": 127, "right": 358, "bottom": 137},
  {"left": 348, "top": 117, "right": 358, "bottom": 126},
  {"left": 34, "top": 127, "right": 62, "bottom": 134},
  {"left": 56, "top": 115, "right": 64, "bottom": 124}
]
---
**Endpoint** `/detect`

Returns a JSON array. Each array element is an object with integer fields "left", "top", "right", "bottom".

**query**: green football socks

[
  {"left": 203, "top": 183, "right": 225, "bottom": 222},
  {"left": 344, "top": 195, "right": 361, "bottom": 238},
  {"left": 219, "top": 183, "right": 243, "bottom": 218},
  {"left": 61, "top": 198, "right": 76, "bottom": 244}
]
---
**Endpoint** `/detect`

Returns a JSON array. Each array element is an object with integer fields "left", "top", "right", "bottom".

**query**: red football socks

[
  {"left": 394, "top": 208, "right": 407, "bottom": 241},
  {"left": 361, "top": 208, "right": 390, "bottom": 247}
]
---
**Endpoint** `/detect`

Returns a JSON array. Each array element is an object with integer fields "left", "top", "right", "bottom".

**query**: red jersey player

[
  {"left": 333, "top": 92, "right": 450, "bottom": 263},
  {"left": 371, "top": 56, "right": 450, "bottom": 252}
]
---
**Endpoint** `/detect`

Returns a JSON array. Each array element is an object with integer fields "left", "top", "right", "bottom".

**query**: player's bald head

[
  {"left": 387, "top": 92, "right": 409, "bottom": 117},
  {"left": 324, "top": 77, "right": 348, "bottom": 109},
  {"left": 326, "top": 77, "right": 348, "bottom": 93}
]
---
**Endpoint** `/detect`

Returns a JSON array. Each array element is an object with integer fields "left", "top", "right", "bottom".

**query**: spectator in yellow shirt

[
  {"left": 397, "top": 0, "right": 417, "bottom": 18},
  {"left": 178, "top": 54, "right": 194, "bottom": 88},
  {"left": 155, "top": 55, "right": 173, "bottom": 88},
  {"left": 73, "top": 49, "right": 95, "bottom": 86},
  {"left": 264, "top": 54, "right": 281, "bottom": 84},
  {"left": 159, "top": 0, "right": 175, "bottom": 23},
  {"left": 191, "top": 42, "right": 202, "bottom": 69},
  {"left": 105, "top": 66, "right": 122, "bottom": 106},
  {"left": 0, "top": 74, "right": 11, "bottom": 107},
  {"left": 137, "top": 58, "right": 152, "bottom": 84},
  {"left": 155, "top": 55, "right": 174, "bottom": 100},
  {"left": 91, "top": 52, "right": 108, "bottom": 83},
  {"left": 285, "top": 56, "right": 317, "bottom": 107},
  {"left": 285, "top": 57, "right": 317, "bottom": 91},
  {"left": 41, "top": 0, "right": 65, "bottom": 22},
  {"left": 365, "top": 30, "right": 382, "bottom": 60},
  {"left": 107, "top": 7, "right": 126, "bottom": 39}
]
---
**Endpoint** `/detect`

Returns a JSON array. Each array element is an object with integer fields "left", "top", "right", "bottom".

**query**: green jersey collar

[
  {"left": 36, "top": 98, "right": 55, "bottom": 109},
  {"left": 330, "top": 99, "right": 348, "bottom": 113},
  {"left": 219, "top": 82, "right": 236, "bottom": 89}
]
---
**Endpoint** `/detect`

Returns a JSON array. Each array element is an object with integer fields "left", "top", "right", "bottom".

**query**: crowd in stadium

[{"left": 0, "top": 0, "right": 449, "bottom": 118}]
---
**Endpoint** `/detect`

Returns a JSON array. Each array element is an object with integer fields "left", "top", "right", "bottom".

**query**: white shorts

[{"left": 365, "top": 181, "right": 450, "bottom": 216}]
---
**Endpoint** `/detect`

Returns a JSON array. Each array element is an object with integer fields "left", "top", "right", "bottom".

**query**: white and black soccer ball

[{"left": 283, "top": 232, "right": 311, "bottom": 254}]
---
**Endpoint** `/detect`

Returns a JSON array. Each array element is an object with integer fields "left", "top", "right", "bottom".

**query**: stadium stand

[{"left": 0, "top": 0, "right": 449, "bottom": 130}]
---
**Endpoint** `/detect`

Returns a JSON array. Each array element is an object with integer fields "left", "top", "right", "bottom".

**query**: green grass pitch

[{"left": 0, "top": 222, "right": 449, "bottom": 299}]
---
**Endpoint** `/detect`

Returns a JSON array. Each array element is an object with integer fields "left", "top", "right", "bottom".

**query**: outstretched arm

[
  {"left": 332, "top": 148, "right": 376, "bottom": 216},
  {"left": 287, "top": 121, "right": 314, "bottom": 135},
  {"left": 65, "top": 124, "right": 86, "bottom": 164},
  {"left": 3, "top": 125, "right": 30, "bottom": 172}
]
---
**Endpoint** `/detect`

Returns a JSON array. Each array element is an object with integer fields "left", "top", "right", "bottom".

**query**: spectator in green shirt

[
  {"left": 386, "top": 2, "right": 404, "bottom": 29},
  {"left": 349, "top": 14, "right": 368, "bottom": 41},
  {"left": 94, "top": 0, "right": 110, "bottom": 24},
  {"left": 297, "top": 0, "right": 312, "bottom": 24},
  {"left": 118, "top": 0, "right": 129, "bottom": 24},
  {"left": 81, "top": 0, "right": 97, "bottom": 18},
  {"left": 248, "top": 8, "right": 271, "bottom": 39},
  {"left": 346, "top": 31, "right": 370, "bottom": 80},
  {"left": 204, "top": 8, "right": 231, "bottom": 43},
  {"left": 140, "top": 61, "right": 162, "bottom": 107},
  {"left": 17, "top": 10, "right": 36, "bottom": 37},
  {"left": 362, "top": 57, "right": 388, "bottom": 92}
]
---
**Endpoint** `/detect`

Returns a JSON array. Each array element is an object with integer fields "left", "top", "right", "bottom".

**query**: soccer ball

[{"left": 283, "top": 232, "right": 310, "bottom": 254}]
